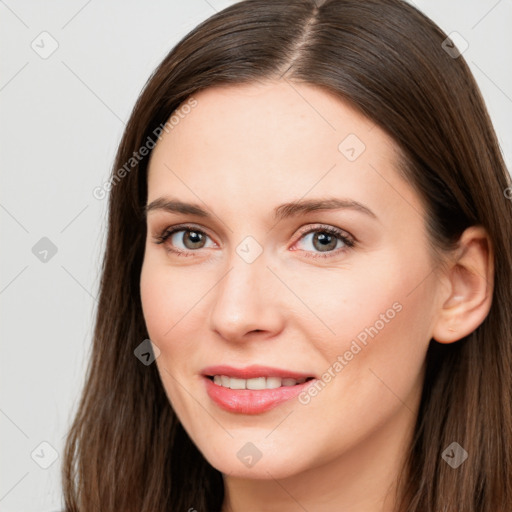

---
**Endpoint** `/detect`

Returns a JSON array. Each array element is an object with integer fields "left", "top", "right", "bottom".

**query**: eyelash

[{"left": 152, "top": 223, "right": 356, "bottom": 259}]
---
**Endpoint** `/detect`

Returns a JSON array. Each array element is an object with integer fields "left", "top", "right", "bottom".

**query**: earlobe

[{"left": 431, "top": 226, "right": 494, "bottom": 344}]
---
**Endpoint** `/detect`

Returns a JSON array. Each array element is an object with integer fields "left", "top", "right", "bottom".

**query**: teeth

[
  {"left": 211, "top": 375, "right": 307, "bottom": 389},
  {"left": 266, "top": 377, "right": 282, "bottom": 389},
  {"left": 247, "top": 377, "right": 266, "bottom": 390},
  {"left": 229, "top": 377, "right": 246, "bottom": 390}
]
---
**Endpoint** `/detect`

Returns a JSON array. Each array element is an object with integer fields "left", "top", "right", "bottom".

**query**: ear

[{"left": 432, "top": 225, "right": 494, "bottom": 344}]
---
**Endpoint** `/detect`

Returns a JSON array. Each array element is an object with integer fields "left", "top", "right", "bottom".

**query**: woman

[{"left": 62, "top": 0, "right": 512, "bottom": 510}]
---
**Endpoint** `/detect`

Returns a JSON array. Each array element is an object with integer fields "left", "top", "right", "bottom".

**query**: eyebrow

[{"left": 144, "top": 197, "right": 377, "bottom": 221}]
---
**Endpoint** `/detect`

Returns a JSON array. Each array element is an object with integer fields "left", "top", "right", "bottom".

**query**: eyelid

[
  {"left": 153, "top": 223, "right": 217, "bottom": 246},
  {"left": 152, "top": 222, "right": 356, "bottom": 258},
  {"left": 292, "top": 223, "right": 355, "bottom": 243},
  {"left": 152, "top": 222, "right": 354, "bottom": 242},
  {"left": 289, "top": 223, "right": 356, "bottom": 257}
]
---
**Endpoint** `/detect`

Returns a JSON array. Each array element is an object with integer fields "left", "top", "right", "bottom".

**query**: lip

[
  {"left": 201, "top": 364, "right": 315, "bottom": 380},
  {"left": 201, "top": 365, "right": 317, "bottom": 414}
]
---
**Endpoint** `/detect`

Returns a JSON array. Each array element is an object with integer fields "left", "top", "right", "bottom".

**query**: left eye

[{"left": 293, "top": 227, "right": 354, "bottom": 255}]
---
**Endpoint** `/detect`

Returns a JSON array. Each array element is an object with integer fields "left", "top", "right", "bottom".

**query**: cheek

[
  {"left": 140, "top": 258, "right": 201, "bottom": 412},
  {"left": 139, "top": 265, "right": 170, "bottom": 340},
  {"left": 140, "top": 254, "right": 202, "bottom": 341},
  {"left": 139, "top": 253, "right": 213, "bottom": 396},
  {"left": 295, "top": 255, "right": 422, "bottom": 348},
  {"left": 301, "top": 248, "right": 434, "bottom": 393}
]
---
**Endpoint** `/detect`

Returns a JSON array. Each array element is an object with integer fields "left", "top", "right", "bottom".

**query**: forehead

[
  {"left": 146, "top": 80, "right": 422, "bottom": 223},
  {"left": 149, "top": 80, "right": 385, "bottom": 173}
]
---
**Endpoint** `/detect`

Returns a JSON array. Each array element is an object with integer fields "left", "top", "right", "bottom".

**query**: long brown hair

[{"left": 62, "top": 0, "right": 512, "bottom": 510}]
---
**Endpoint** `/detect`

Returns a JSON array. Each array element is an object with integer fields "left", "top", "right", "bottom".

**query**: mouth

[
  {"left": 201, "top": 365, "right": 317, "bottom": 414},
  {"left": 206, "top": 375, "right": 315, "bottom": 389}
]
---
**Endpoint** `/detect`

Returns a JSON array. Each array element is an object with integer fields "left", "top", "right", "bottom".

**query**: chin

[
  {"left": 194, "top": 435, "right": 315, "bottom": 480},
  {"left": 207, "top": 454, "right": 306, "bottom": 480}
]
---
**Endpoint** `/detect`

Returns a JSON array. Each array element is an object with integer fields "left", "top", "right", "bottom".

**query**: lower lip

[{"left": 203, "top": 376, "right": 316, "bottom": 414}]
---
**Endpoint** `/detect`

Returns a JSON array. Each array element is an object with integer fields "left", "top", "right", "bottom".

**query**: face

[{"left": 140, "top": 80, "right": 440, "bottom": 480}]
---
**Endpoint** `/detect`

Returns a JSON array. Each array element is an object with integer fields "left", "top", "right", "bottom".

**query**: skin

[{"left": 140, "top": 80, "right": 493, "bottom": 512}]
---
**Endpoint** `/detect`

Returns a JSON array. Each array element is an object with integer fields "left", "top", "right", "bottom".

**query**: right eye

[{"left": 154, "top": 225, "right": 216, "bottom": 256}]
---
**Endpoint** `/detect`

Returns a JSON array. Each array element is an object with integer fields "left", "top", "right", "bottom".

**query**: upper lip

[{"left": 201, "top": 364, "right": 315, "bottom": 380}]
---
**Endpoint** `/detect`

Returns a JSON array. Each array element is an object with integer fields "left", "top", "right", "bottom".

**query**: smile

[
  {"left": 209, "top": 375, "right": 311, "bottom": 389},
  {"left": 201, "top": 365, "right": 317, "bottom": 414}
]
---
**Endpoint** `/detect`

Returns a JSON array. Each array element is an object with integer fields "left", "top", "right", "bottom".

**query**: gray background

[{"left": 1, "top": 1, "right": 511, "bottom": 510}]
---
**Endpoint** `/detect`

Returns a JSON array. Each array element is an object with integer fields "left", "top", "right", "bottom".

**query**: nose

[{"left": 208, "top": 249, "right": 284, "bottom": 343}]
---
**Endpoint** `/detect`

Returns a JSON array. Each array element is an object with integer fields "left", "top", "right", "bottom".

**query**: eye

[
  {"left": 153, "top": 224, "right": 215, "bottom": 256},
  {"left": 153, "top": 223, "right": 356, "bottom": 259},
  {"left": 292, "top": 225, "right": 355, "bottom": 259}
]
